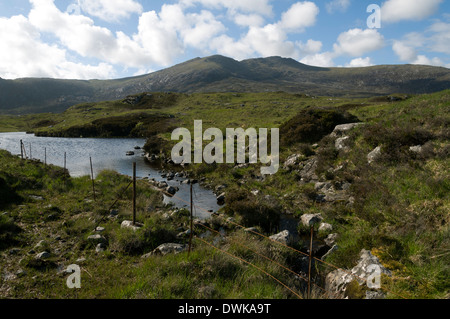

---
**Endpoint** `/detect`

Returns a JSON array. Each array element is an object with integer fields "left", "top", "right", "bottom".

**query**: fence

[{"left": 14, "top": 143, "right": 408, "bottom": 300}]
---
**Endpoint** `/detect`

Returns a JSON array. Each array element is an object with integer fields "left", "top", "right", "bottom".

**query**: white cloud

[
  {"left": 300, "top": 52, "right": 336, "bottom": 67},
  {"left": 298, "top": 39, "right": 323, "bottom": 55},
  {"left": 0, "top": 14, "right": 115, "bottom": 79},
  {"left": 392, "top": 41, "right": 417, "bottom": 62},
  {"left": 79, "top": 0, "right": 143, "bottom": 22},
  {"left": 210, "top": 34, "right": 254, "bottom": 60},
  {"left": 333, "top": 28, "right": 384, "bottom": 57},
  {"left": 381, "top": 0, "right": 443, "bottom": 23},
  {"left": 232, "top": 13, "right": 265, "bottom": 27},
  {"left": 27, "top": 1, "right": 225, "bottom": 70},
  {"left": 326, "top": 0, "right": 351, "bottom": 14},
  {"left": 392, "top": 40, "right": 447, "bottom": 67},
  {"left": 427, "top": 21, "right": 450, "bottom": 54},
  {"left": 210, "top": 2, "right": 320, "bottom": 60},
  {"left": 345, "top": 57, "right": 373, "bottom": 67},
  {"left": 279, "top": 1, "right": 319, "bottom": 32}
]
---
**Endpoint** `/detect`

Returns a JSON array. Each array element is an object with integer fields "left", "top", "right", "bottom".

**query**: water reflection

[{"left": 0, "top": 132, "right": 220, "bottom": 218}]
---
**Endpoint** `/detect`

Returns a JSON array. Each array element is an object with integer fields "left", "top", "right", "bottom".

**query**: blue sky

[{"left": 0, "top": 0, "right": 449, "bottom": 80}]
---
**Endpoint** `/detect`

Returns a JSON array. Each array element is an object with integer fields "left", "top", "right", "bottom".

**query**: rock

[
  {"left": 335, "top": 136, "right": 351, "bottom": 151},
  {"left": 283, "top": 154, "right": 303, "bottom": 170},
  {"left": 331, "top": 123, "right": 364, "bottom": 137},
  {"left": 95, "top": 227, "right": 105, "bottom": 233},
  {"left": 367, "top": 146, "right": 382, "bottom": 164},
  {"left": 318, "top": 223, "right": 333, "bottom": 233},
  {"left": 315, "top": 182, "right": 333, "bottom": 192},
  {"left": 121, "top": 220, "right": 143, "bottom": 231},
  {"left": 301, "top": 214, "right": 323, "bottom": 227},
  {"left": 29, "top": 195, "right": 44, "bottom": 201},
  {"left": 87, "top": 234, "right": 107, "bottom": 245},
  {"left": 158, "top": 181, "right": 168, "bottom": 189},
  {"left": 166, "top": 186, "right": 178, "bottom": 195},
  {"left": 409, "top": 145, "right": 423, "bottom": 154},
  {"left": 365, "top": 291, "right": 386, "bottom": 299},
  {"left": 96, "top": 243, "right": 106, "bottom": 253},
  {"left": 325, "top": 249, "right": 391, "bottom": 299},
  {"left": 36, "top": 251, "right": 51, "bottom": 260},
  {"left": 324, "top": 233, "right": 339, "bottom": 247},
  {"left": 145, "top": 243, "right": 188, "bottom": 257},
  {"left": 298, "top": 157, "right": 319, "bottom": 182},
  {"left": 217, "top": 193, "right": 226, "bottom": 205},
  {"left": 269, "top": 230, "right": 294, "bottom": 245}
]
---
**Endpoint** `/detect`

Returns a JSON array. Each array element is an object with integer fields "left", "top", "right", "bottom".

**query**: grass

[
  {"left": 0, "top": 89, "right": 449, "bottom": 299},
  {"left": 0, "top": 149, "right": 309, "bottom": 299}
]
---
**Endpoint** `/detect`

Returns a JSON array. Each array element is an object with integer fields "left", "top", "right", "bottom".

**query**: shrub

[
  {"left": 0, "top": 215, "right": 22, "bottom": 250},
  {"left": 363, "top": 123, "right": 434, "bottom": 164},
  {"left": 224, "top": 188, "right": 280, "bottom": 233},
  {"left": 280, "top": 108, "right": 359, "bottom": 147}
]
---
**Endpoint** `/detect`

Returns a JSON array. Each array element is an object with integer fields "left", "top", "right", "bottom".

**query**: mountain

[{"left": 1, "top": 55, "right": 450, "bottom": 114}]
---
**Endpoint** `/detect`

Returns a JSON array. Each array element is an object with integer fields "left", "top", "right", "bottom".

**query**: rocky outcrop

[
  {"left": 142, "top": 243, "right": 188, "bottom": 257},
  {"left": 367, "top": 146, "right": 382, "bottom": 164},
  {"left": 301, "top": 213, "right": 323, "bottom": 227},
  {"left": 269, "top": 230, "right": 294, "bottom": 245},
  {"left": 325, "top": 249, "right": 391, "bottom": 299}
]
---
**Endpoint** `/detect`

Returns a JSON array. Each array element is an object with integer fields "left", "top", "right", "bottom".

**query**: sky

[{"left": 0, "top": 0, "right": 449, "bottom": 80}]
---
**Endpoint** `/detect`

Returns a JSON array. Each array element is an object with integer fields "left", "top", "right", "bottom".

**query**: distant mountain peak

[{"left": 1, "top": 54, "right": 449, "bottom": 114}]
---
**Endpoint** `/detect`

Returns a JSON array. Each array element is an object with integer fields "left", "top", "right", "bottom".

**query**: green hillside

[
  {"left": 1, "top": 55, "right": 449, "bottom": 114},
  {"left": 0, "top": 89, "right": 448, "bottom": 299}
]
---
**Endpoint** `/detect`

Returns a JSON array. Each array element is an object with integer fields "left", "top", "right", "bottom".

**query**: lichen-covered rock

[
  {"left": 325, "top": 249, "right": 391, "bottom": 299},
  {"left": 301, "top": 213, "right": 323, "bottom": 227}
]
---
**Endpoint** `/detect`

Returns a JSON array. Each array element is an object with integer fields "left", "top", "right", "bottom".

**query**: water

[{"left": 0, "top": 132, "right": 221, "bottom": 219}]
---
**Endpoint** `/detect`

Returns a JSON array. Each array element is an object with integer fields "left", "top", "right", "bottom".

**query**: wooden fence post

[
  {"left": 132, "top": 162, "right": 137, "bottom": 225},
  {"left": 308, "top": 225, "right": 314, "bottom": 299},
  {"left": 188, "top": 183, "right": 193, "bottom": 256},
  {"left": 90, "top": 157, "right": 96, "bottom": 201}
]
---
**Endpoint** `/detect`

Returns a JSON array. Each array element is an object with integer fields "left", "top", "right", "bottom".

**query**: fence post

[
  {"left": 20, "top": 140, "right": 23, "bottom": 160},
  {"left": 132, "top": 162, "right": 136, "bottom": 226},
  {"left": 188, "top": 183, "right": 193, "bottom": 256},
  {"left": 308, "top": 225, "right": 314, "bottom": 299},
  {"left": 44, "top": 147, "right": 47, "bottom": 166},
  {"left": 90, "top": 157, "right": 96, "bottom": 201},
  {"left": 64, "top": 152, "right": 67, "bottom": 187}
]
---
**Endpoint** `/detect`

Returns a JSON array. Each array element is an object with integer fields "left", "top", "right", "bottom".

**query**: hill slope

[{"left": 1, "top": 55, "right": 449, "bottom": 114}]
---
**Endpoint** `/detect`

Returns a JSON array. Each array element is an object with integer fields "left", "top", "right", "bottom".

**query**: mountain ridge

[{"left": 1, "top": 55, "right": 449, "bottom": 114}]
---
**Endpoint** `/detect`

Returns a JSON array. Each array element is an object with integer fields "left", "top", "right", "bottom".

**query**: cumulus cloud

[
  {"left": 381, "top": 0, "right": 443, "bottom": 23},
  {"left": 427, "top": 21, "right": 450, "bottom": 54},
  {"left": 0, "top": 14, "right": 115, "bottom": 79},
  {"left": 79, "top": 0, "right": 143, "bottom": 22},
  {"left": 279, "top": 1, "right": 319, "bottom": 32},
  {"left": 232, "top": 13, "right": 265, "bottom": 27},
  {"left": 300, "top": 52, "right": 336, "bottom": 67},
  {"left": 392, "top": 40, "right": 447, "bottom": 67},
  {"left": 211, "top": 2, "right": 320, "bottom": 59},
  {"left": 333, "top": 28, "right": 384, "bottom": 57},
  {"left": 345, "top": 57, "right": 373, "bottom": 67}
]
